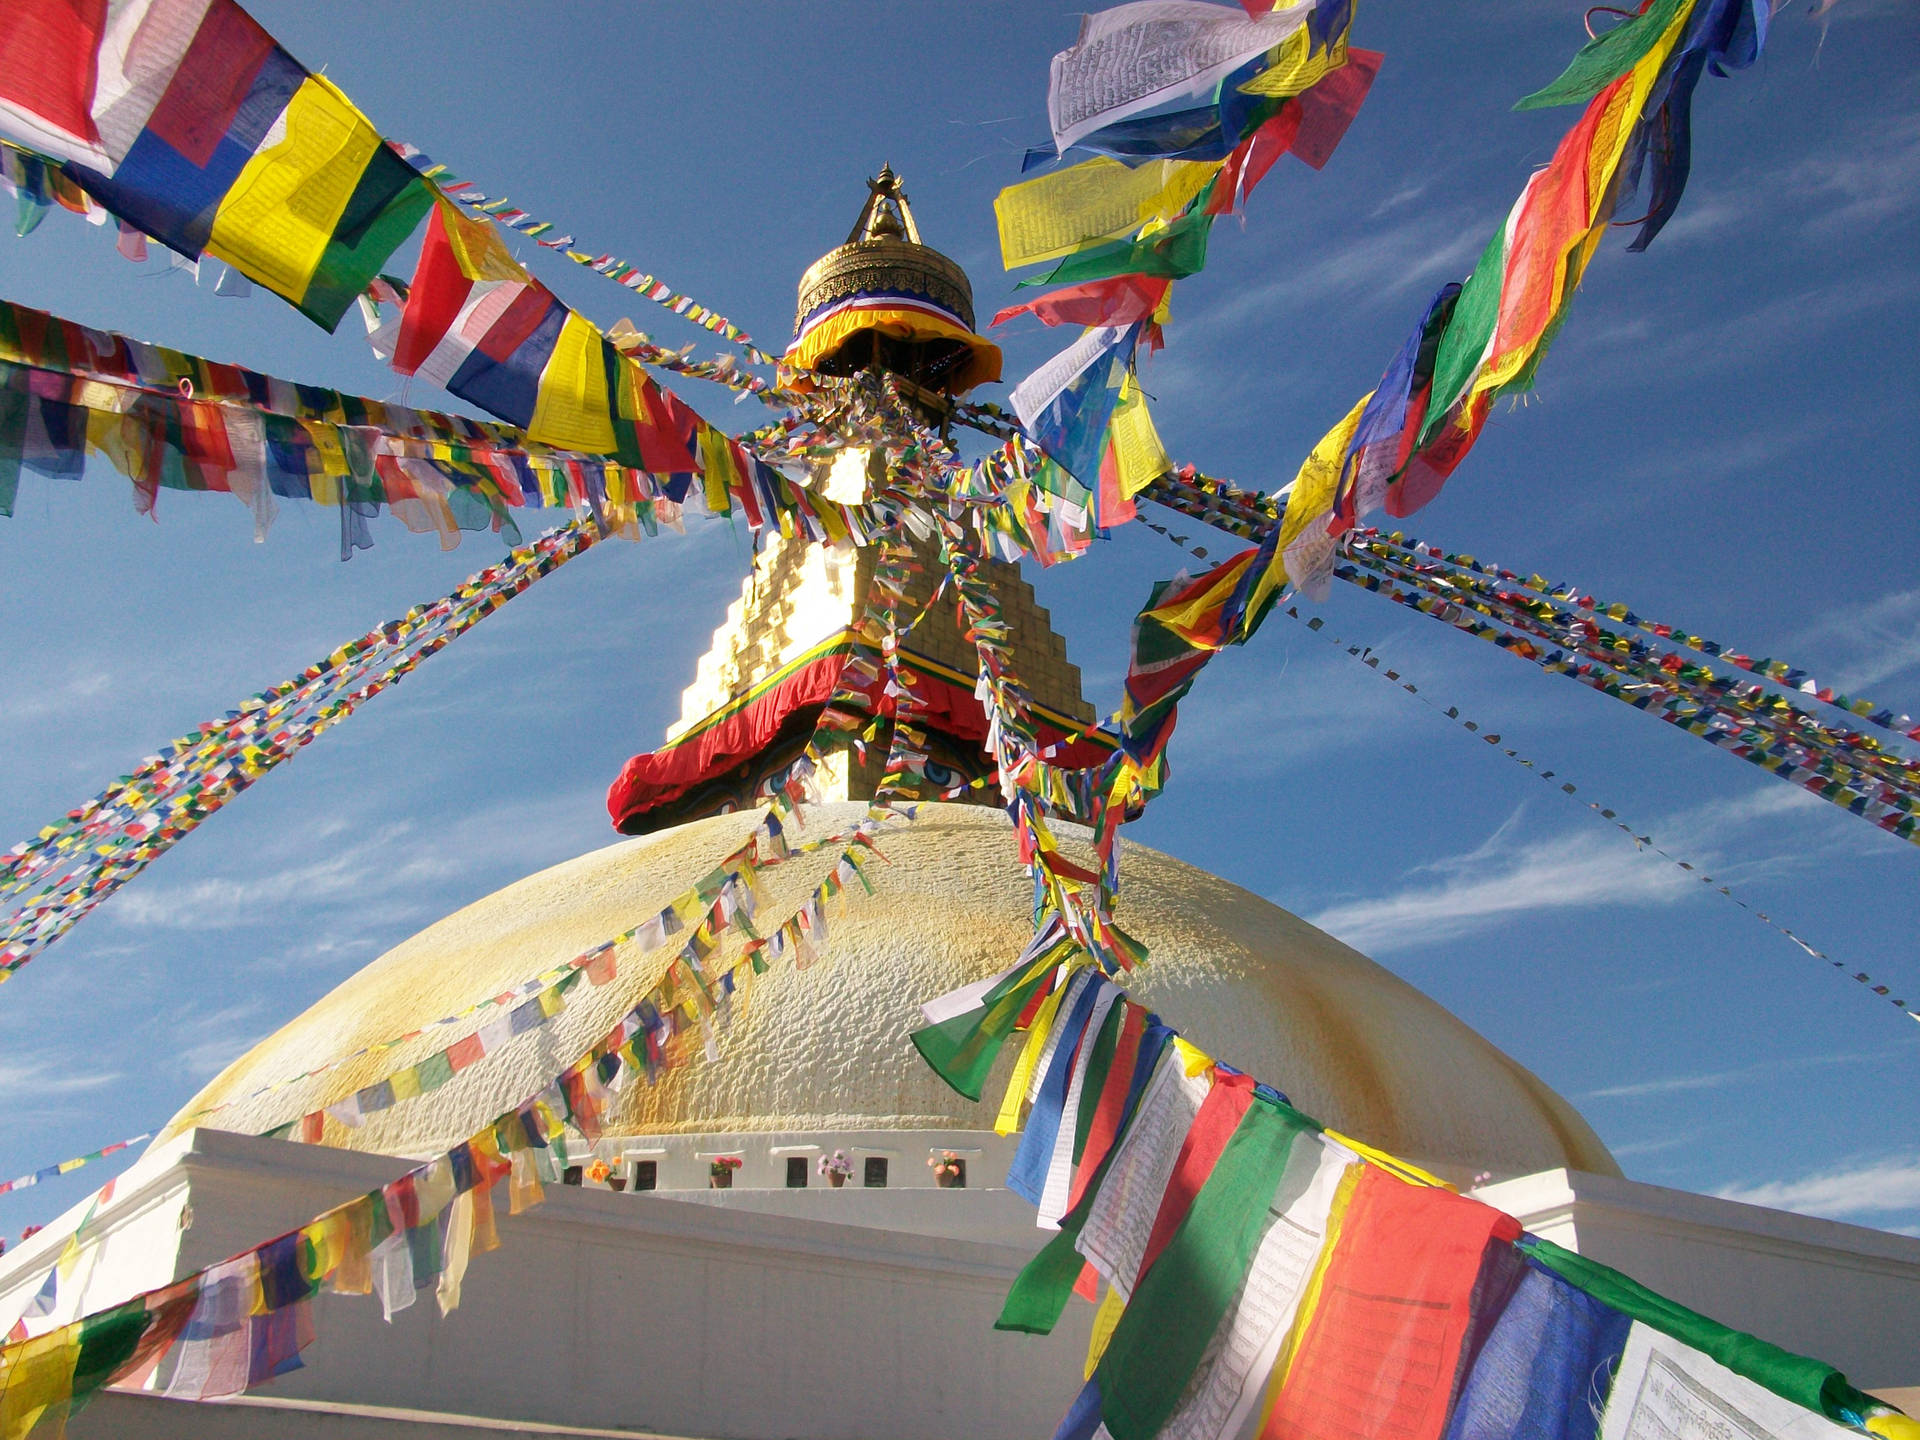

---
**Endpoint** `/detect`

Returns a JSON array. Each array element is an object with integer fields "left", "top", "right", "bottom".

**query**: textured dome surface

[{"left": 166, "top": 803, "right": 1616, "bottom": 1181}]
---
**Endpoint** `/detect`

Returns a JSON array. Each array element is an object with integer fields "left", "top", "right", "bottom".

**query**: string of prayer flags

[
  {"left": 0, "top": 297, "right": 689, "bottom": 551},
  {"left": 0, "top": 1136, "right": 151, "bottom": 1200},
  {"left": 0, "top": 524, "right": 596, "bottom": 982},
  {"left": 1267, "top": 599, "right": 1918, "bottom": 1028},
  {"left": 390, "top": 143, "right": 778, "bottom": 366},
  {"left": 1348, "top": 537, "right": 1920, "bottom": 810},
  {"left": 1264, "top": 0, "right": 1769, "bottom": 576},
  {"left": 0, "top": 141, "right": 101, "bottom": 237},
  {"left": 281, "top": 816, "right": 875, "bottom": 1142},
  {"left": 908, "top": 953, "right": 1917, "bottom": 1440},
  {"left": 1339, "top": 541, "right": 1920, "bottom": 845},
  {"left": 995, "top": 0, "right": 1373, "bottom": 524},
  {"left": 394, "top": 199, "right": 692, "bottom": 464},
  {"left": 1368, "top": 533, "right": 1920, "bottom": 745},
  {"left": 0, "top": 784, "right": 904, "bottom": 1423},
  {"left": 1137, "top": 466, "right": 1920, "bottom": 854},
  {"left": 0, "top": 0, "right": 433, "bottom": 331}
]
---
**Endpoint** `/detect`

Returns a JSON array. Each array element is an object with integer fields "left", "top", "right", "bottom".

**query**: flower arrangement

[
  {"left": 586, "top": 1159, "right": 612, "bottom": 1185},
  {"left": 817, "top": 1149, "right": 854, "bottom": 1187},
  {"left": 709, "top": 1155, "right": 743, "bottom": 1188},
  {"left": 929, "top": 1151, "right": 964, "bottom": 1187}
]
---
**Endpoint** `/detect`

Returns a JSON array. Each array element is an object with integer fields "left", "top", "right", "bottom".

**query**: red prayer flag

[
  {"left": 394, "top": 204, "right": 470, "bottom": 376},
  {"left": 445, "top": 1032, "right": 486, "bottom": 1073},
  {"left": 1134, "top": 1069, "right": 1255, "bottom": 1287},
  {"left": 1262, "top": 1165, "right": 1522, "bottom": 1440},
  {"left": 1291, "top": 49, "right": 1384, "bottom": 170},
  {"left": 0, "top": 0, "right": 108, "bottom": 157},
  {"left": 991, "top": 275, "right": 1171, "bottom": 331}
]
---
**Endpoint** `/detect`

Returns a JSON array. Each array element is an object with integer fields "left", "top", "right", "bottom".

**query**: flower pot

[
  {"left": 607, "top": 1177, "right": 627, "bottom": 1192},
  {"left": 828, "top": 1172, "right": 847, "bottom": 1188},
  {"left": 936, "top": 1170, "right": 963, "bottom": 1189},
  {"left": 709, "top": 1170, "right": 733, "bottom": 1189}
]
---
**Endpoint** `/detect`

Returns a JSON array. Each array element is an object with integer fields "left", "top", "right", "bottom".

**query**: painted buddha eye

[{"left": 923, "top": 760, "right": 957, "bottom": 788}]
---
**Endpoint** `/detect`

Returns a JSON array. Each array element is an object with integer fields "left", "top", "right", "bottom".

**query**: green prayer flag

[
  {"left": 1018, "top": 208, "right": 1215, "bottom": 290},
  {"left": 70, "top": 1298, "right": 152, "bottom": 1411},
  {"left": 1420, "top": 223, "right": 1508, "bottom": 445},
  {"left": 1515, "top": 0, "right": 1692, "bottom": 110},
  {"left": 0, "top": 383, "right": 26, "bottom": 518},
  {"left": 912, "top": 946, "right": 1074, "bottom": 1101},
  {"left": 1518, "top": 1236, "right": 1873, "bottom": 1421},
  {"left": 998, "top": 1221, "right": 1095, "bottom": 1335},
  {"left": 1097, "top": 1098, "right": 1316, "bottom": 1440},
  {"left": 414, "top": 1049, "right": 455, "bottom": 1093}
]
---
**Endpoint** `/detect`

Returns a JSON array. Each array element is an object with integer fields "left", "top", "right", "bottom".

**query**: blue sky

[{"left": 0, "top": 2, "right": 1915, "bottom": 1242}]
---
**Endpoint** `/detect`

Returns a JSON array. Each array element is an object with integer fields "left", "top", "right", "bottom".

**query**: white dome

[{"left": 167, "top": 803, "right": 1616, "bottom": 1182}]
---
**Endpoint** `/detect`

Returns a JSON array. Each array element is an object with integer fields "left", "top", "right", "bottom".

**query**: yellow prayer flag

[
  {"left": 1171, "top": 1036, "right": 1214, "bottom": 1077},
  {"left": 1108, "top": 373, "right": 1172, "bottom": 498},
  {"left": 996, "top": 157, "right": 1219, "bottom": 270},
  {"left": 208, "top": 76, "right": 382, "bottom": 303},
  {"left": 1085, "top": 1284, "right": 1128, "bottom": 1379},
  {"left": 436, "top": 198, "right": 527, "bottom": 284},
  {"left": 996, "top": 975, "right": 1075, "bottom": 1135},
  {"left": 1322, "top": 1127, "right": 1453, "bottom": 1190},
  {"left": 526, "top": 310, "right": 617, "bottom": 454},
  {"left": 1235, "top": 30, "right": 1348, "bottom": 98},
  {"left": 0, "top": 1326, "right": 80, "bottom": 1440},
  {"left": 1264, "top": 1156, "right": 1363, "bottom": 1410}
]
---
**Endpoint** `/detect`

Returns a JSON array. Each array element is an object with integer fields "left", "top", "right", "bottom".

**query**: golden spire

[{"left": 787, "top": 167, "right": 1002, "bottom": 398}]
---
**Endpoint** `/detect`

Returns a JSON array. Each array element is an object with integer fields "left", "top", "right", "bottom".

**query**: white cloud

[
  {"left": 1790, "top": 587, "right": 1920, "bottom": 698},
  {"left": 0, "top": 1060, "right": 124, "bottom": 1099},
  {"left": 1186, "top": 210, "right": 1487, "bottom": 343},
  {"left": 1584, "top": 1048, "right": 1891, "bottom": 1102},
  {"left": 1716, "top": 1153, "right": 1920, "bottom": 1223},
  {"left": 107, "top": 823, "right": 458, "bottom": 930},
  {"left": 1303, "top": 811, "right": 1693, "bottom": 953}
]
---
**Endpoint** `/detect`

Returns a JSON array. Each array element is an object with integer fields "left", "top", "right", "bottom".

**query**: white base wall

[
  {"left": 1472, "top": 1168, "right": 1920, "bottom": 1390},
  {"left": 1, "top": 1134, "right": 1915, "bottom": 1437}
]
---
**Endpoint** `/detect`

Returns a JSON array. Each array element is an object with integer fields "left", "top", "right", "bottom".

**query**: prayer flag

[
  {"left": 1095, "top": 1094, "right": 1318, "bottom": 1440},
  {"left": 1442, "top": 1264, "right": 1632, "bottom": 1440},
  {"left": 0, "top": 0, "right": 211, "bottom": 174},
  {"left": 1260, "top": 1167, "right": 1522, "bottom": 1440},
  {"left": 64, "top": 1, "right": 431, "bottom": 330}
]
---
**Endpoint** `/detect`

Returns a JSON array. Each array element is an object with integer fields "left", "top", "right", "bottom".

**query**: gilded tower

[{"left": 607, "top": 173, "right": 1090, "bottom": 835}]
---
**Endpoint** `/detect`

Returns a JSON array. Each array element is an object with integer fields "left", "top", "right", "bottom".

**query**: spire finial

[{"left": 847, "top": 165, "right": 920, "bottom": 245}]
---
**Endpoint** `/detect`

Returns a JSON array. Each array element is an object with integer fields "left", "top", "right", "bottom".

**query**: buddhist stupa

[
  {"left": 164, "top": 177, "right": 1609, "bottom": 1180},
  {"left": 3, "top": 177, "right": 1910, "bottom": 1440}
]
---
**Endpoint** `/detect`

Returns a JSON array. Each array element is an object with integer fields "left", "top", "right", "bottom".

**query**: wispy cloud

[
  {"left": 1299, "top": 763, "right": 1898, "bottom": 956},
  {"left": 1789, "top": 587, "right": 1920, "bottom": 698},
  {"left": 161, "top": 1000, "right": 271, "bottom": 1082},
  {"left": 1303, "top": 806, "right": 1694, "bottom": 953},
  {"left": 106, "top": 823, "right": 459, "bottom": 930},
  {"left": 1184, "top": 208, "right": 1490, "bottom": 345},
  {"left": 1582, "top": 1048, "right": 1887, "bottom": 1101},
  {"left": 1716, "top": 1153, "right": 1920, "bottom": 1224},
  {"left": 0, "top": 1059, "right": 125, "bottom": 1099}
]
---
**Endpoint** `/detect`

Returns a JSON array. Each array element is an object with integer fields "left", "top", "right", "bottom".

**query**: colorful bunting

[
  {"left": 391, "top": 142, "right": 777, "bottom": 366},
  {"left": 0, "top": 524, "right": 598, "bottom": 982},
  {"left": 0, "top": 1136, "right": 150, "bottom": 1200},
  {"left": 906, "top": 950, "right": 1916, "bottom": 1440},
  {"left": 1263, "top": 598, "right": 1918, "bottom": 1026}
]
